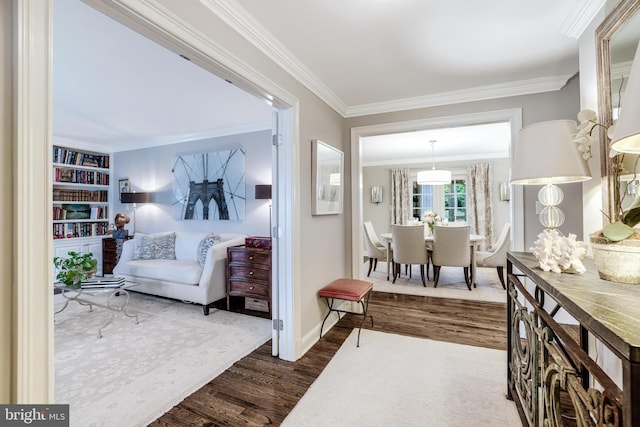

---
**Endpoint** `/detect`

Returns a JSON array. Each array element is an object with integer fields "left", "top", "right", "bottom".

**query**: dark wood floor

[{"left": 151, "top": 291, "right": 507, "bottom": 426}]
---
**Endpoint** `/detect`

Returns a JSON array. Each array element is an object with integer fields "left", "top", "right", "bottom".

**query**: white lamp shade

[
  {"left": 511, "top": 120, "right": 591, "bottom": 185},
  {"left": 417, "top": 169, "right": 452, "bottom": 185},
  {"left": 611, "top": 41, "right": 640, "bottom": 154}
]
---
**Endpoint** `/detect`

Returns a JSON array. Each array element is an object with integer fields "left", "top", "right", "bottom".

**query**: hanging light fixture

[{"left": 417, "top": 140, "right": 452, "bottom": 185}]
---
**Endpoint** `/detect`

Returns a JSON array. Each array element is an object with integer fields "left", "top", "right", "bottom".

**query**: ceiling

[{"left": 53, "top": 0, "right": 603, "bottom": 158}]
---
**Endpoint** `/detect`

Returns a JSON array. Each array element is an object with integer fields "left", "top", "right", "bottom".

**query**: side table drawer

[
  {"left": 227, "top": 248, "right": 270, "bottom": 267},
  {"left": 228, "top": 265, "right": 270, "bottom": 282},
  {"left": 228, "top": 280, "right": 269, "bottom": 299}
]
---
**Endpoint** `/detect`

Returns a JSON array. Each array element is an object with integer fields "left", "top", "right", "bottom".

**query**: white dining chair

[
  {"left": 431, "top": 225, "right": 472, "bottom": 290},
  {"left": 475, "top": 223, "right": 510, "bottom": 289},
  {"left": 391, "top": 224, "right": 429, "bottom": 286},
  {"left": 363, "top": 221, "right": 392, "bottom": 277}
]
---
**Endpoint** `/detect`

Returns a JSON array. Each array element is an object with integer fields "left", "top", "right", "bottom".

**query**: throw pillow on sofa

[
  {"left": 133, "top": 232, "right": 177, "bottom": 260},
  {"left": 197, "top": 233, "right": 222, "bottom": 267}
]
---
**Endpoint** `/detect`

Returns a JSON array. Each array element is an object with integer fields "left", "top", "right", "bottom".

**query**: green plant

[
  {"left": 53, "top": 251, "right": 97, "bottom": 286},
  {"left": 602, "top": 194, "right": 640, "bottom": 241}
]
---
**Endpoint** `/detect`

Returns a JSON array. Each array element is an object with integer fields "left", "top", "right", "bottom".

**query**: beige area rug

[
  {"left": 54, "top": 291, "right": 271, "bottom": 427},
  {"left": 367, "top": 261, "right": 507, "bottom": 303},
  {"left": 282, "top": 329, "right": 520, "bottom": 427}
]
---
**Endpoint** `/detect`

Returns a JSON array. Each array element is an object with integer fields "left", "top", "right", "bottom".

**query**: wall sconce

[
  {"left": 499, "top": 182, "right": 510, "bottom": 202},
  {"left": 371, "top": 186, "right": 383, "bottom": 204}
]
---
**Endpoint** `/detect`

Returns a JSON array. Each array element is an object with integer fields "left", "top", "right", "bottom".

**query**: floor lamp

[
  {"left": 121, "top": 191, "right": 152, "bottom": 235},
  {"left": 255, "top": 185, "right": 272, "bottom": 237}
]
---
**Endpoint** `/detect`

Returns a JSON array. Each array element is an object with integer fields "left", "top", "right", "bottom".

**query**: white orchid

[{"left": 573, "top": 109, "right": 606, "bottom": 161}]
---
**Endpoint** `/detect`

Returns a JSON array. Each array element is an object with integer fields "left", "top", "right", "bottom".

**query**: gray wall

[
  {"left": 112, "top": 130, "right": 272, "bottom": 237},
  {"left": 347, "top": 74, "right": 582, "bottom": 250},
  {"left": 363, "top": 158, "right": 511, "bottom": 244}
]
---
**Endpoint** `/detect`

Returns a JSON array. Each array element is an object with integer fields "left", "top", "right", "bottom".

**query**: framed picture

[
  {"left": 118, "top": 178, "right": 130, "bottom": 201},
  {"left": 312, "top": 139, "right": 343, "bottom": 215}
]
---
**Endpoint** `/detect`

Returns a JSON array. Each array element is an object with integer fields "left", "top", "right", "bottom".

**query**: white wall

[
  {"left": 0, "top": 0, "right": 12, "bottom": 403},
  {"left": 112, "top": 130, "right": 272, "bottom": 237}
]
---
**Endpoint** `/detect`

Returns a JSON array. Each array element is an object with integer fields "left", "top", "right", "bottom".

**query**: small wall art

[{"left": 312, "top": 140, "right": 343, "bottom": 215}]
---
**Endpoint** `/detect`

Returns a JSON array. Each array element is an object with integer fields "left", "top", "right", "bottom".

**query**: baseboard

[{"left": 300, "top": 300, "right": 360, "bottom": 357}]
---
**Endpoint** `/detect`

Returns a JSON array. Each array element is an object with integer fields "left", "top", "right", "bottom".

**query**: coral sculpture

[{"left": 530, "top": 229, "right": 588, "bottom": 274}]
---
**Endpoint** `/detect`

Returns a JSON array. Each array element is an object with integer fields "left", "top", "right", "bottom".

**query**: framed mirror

[
  {"left": 596, "top": 0, "right": 640, "bottom": 223},
  {"left": 312, "top": 139, "right": 343, "bottom": 215}
]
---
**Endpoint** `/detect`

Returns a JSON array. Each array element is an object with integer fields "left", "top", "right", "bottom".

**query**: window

[
  {"left": 412, "top": 177, "right": 467, "bottom": 222},
  {"left": 444, "top": 179, "right": 467, "bottom": 222},
  {"left": 412, "top": 181, "right": 434, "bottom": 220}
]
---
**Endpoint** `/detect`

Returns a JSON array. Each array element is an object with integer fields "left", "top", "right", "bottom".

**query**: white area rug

[
  {"left": 54, "top": 291, "right": 271, "bottom": 427},
  {"left": 368, "top": 262, "right": 507, "bottom": 303},
  {"left": 282, "top": 329, "right": 520, "bottom": 427}
]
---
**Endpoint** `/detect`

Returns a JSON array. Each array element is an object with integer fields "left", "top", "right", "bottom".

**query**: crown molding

[
  {"left": 54, "top": 120, "right": 272, "bottom": 153},
  {"left": 199, "top": 0, "right": 348, "bottom": 116},
  {"left": 345, "top": 75, "right": 573, "bottom": 118},
  {"left": 560, "top": 0, "right": 607, "bottom": 39}
]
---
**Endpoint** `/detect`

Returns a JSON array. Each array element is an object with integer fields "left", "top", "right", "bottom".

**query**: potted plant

[
  {"left": 571, "top": 109, "right": 640, "bottom": 283},
  {"left": 53, "top": 251, "right": 98, "bottom": 287}
]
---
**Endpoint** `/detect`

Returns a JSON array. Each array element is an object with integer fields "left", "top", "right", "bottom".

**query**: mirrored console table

[{"left": 507, "top": 252, "right": 640, "bottom": 427}]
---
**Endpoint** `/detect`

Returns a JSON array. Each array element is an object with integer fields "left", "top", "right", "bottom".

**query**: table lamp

[{"left": 511, "top": 120, "right": 591, "bottom": 229}]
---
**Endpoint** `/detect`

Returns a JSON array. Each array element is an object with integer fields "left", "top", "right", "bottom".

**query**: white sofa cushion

[
  {"left": 174, "top": 231, "right": 212, "bottom": 261},
  {"left": 119, "top": 259, "right": 203, "bottom": 285}
]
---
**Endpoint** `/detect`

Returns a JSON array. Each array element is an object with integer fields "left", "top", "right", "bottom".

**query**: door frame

[
  {"left": 12, "top": 0, "right": 300, "bottom": 401},
  {"left": 350, "top": 108, "right": 524, "bottom": 280}
]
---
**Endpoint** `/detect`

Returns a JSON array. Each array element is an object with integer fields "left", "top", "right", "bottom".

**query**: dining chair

[
  {"left": 363, "top": 221, "right": 392, "bottom": 277},
  {"left": 475, "top": 223, "right": 510, "bottom": 289},
  {"left": 391, "top": 224, "right": 429, "bottom": 286},
  {"left": 431, "top": 225, "right": 472, "bottom": 290}
]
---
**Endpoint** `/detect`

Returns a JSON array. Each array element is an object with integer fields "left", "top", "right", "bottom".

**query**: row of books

[
  {"left": 53, "top": 188, "right": 108, "bottom": 202},
  {"left": 81, "top": 276, "right": 125, "bottom": 289},
  {"left": 54, "top": 168, "right": 110, "bottom": 185},
  {"left": 52, "top": 221, "right": 110, "bottom": 239},
  {"left": 53, "top": 205, "right": 108, "bottom": 220},
  {"left": 53, "top": 147, "right": 110, "bottom": 169}
]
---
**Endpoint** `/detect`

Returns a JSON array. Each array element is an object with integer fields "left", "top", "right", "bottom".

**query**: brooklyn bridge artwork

[{"left": 171, "top": 149, "right": 245, "bottom": 221}]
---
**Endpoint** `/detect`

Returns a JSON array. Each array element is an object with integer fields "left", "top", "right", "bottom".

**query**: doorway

[
  {"left": 12, "top": 0, "right": 298, "bottom": 403},
  {"left": 351, "top": 109, "right": 524, "bottom": 279}
]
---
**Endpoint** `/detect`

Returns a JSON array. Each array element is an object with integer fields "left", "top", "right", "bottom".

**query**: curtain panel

[
  {"left": 390, "top": 168, "right": 411, "bottom": 225},
  {"left": 467, "top": 163, "right": 494, "bottom": 251}
]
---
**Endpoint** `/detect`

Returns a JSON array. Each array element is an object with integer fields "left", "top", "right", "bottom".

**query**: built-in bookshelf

[{"left": 52, "top": 146, "right": 111, "bottom": 240}]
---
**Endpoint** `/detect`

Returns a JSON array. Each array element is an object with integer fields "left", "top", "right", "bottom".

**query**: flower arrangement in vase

[{"left": 422, "top": 211, "right": 441, "bottom": 235}]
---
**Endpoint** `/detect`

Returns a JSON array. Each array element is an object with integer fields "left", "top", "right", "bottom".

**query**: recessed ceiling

[
  {"left": 53, "top": 0, "right": 274, "bottom": 153},
  {"left": 361, "top": 122, "right": 511, "bottom": 166}
]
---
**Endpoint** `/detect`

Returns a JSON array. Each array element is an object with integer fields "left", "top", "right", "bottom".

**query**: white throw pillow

[
  {"left": 196, "top": 233, "right": 222, "bottom": 267},
  {"left": 133, "top": 232, "right": 176, "bottom": 260}
]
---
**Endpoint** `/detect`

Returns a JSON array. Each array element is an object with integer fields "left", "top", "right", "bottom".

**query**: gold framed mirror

[{"left": 596, "top": 0, "right": 640, "bottom": 224}]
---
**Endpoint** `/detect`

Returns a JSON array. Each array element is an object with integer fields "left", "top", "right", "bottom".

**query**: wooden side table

[
  {"left": 226, "top": 245, "right": 271, "bottom": 316},
  {"left": 102, "top": 236, "right": 131, "bottom": 275}
]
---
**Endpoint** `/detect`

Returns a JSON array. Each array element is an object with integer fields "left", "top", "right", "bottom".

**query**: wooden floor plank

[{"left": 150, "top": 291, "right": 507, "bottom": 426}]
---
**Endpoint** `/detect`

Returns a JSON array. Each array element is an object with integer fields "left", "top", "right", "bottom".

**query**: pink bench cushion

[{"left": 318, "top": 278, "right": 373, "bottom": 302}]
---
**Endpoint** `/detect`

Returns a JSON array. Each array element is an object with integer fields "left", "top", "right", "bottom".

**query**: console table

[{"left": 507, "top": 252, "right": 640, "bottom": 427}]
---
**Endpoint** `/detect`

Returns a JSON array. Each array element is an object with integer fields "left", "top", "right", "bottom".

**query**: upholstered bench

[{"left": 318, "top": 278, "right": 374, "bottom": 347}]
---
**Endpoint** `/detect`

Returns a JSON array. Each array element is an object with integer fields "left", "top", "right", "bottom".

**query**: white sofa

[{"left": 113, "top": 231, "right": 246, "bottom": 315}]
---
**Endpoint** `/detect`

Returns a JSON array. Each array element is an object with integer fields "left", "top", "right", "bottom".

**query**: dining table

[{"left": 380, "top": 232, "right": 485, "bottom": 286}]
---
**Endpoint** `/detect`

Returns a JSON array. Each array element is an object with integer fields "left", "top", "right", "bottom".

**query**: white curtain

[
  {"left": 390, "top": 168, "right": 411, "bottom": 225},
  {"left": 467, "top": 163, "right": 494, "bottom": 251}
]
